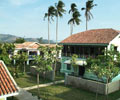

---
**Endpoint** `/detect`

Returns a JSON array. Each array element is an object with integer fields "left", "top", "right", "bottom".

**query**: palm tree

[
  {"left": 44, "top": 6, "right": 56, "bottom": 44},
  {"left": 68, "top": 3, "right": 81, "bottom": 35},
  {"left": 69, "top": 3, "right": 78, "bottom": 14},
  {"left": 81, "top": 0, "right": 97, "bottom": 30},
  {"left": 68, "top": 10, "right": 81, "bottom": 35},
  {"left": 54, "top": 0, "right": 66, "bottom": 44}
]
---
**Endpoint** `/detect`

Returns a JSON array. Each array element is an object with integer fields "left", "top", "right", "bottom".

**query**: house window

[
  {"left": 67, "top": 64, "right": 71, "bottom": 70},
  {"left": 114, "top": 46, "right": 117, "bottom": 52}
]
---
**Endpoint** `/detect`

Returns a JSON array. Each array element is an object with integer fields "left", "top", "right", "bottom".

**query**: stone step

[{"left": 15, "top": 88, "right": 39, "bottom": 100}]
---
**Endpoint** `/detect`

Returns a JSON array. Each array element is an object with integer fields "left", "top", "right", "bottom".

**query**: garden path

[{"left": 23, "top": 80, "right": 64, "bottom": 91}]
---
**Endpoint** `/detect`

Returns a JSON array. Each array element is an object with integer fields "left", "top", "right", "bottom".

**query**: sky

[{"left": 0, "top": 0, "right": 120, "bottom": 41}]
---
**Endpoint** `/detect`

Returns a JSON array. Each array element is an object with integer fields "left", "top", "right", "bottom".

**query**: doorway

[{"left": 79, "top": 66, "right": 85, "bottom": 76}]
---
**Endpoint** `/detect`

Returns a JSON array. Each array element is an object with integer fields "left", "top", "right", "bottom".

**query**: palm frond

[
  {"left": 44, "top": 13, "right": 48, "bottom": 20},
  {"left": 81, "top": 7, "right": 85, "bottom": 10}
]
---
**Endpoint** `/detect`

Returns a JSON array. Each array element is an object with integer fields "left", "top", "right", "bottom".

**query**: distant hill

[{"left": 0, "top": 34, "right": 55, "bottom": 44}]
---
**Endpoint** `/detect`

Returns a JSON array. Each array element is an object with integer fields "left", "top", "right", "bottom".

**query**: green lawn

[
  {"left": 15, "top": 73, "right": 64, "bottom": 88},
  {"left": 15, "top": 74, "right": 51, "bottom": 88},
  {"left": 29, "top": 83, "right": 120, "bottom": 100},
  {"left": 8, "top": 97, "right": 18, "bottom": 100}
]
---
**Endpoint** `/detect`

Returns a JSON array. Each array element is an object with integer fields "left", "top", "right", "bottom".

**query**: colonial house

[
  {"left": 14, "top": 42, "right": 40, "bottom": 65},
  {"left": 0, "top": 60, "right": 18, "bottom": 100},
  {"left": 14, "top": 42, "right": 56, "bottom": 65},
  {"left": 59, "top": 28, "right": 120, "bottom": 81}
]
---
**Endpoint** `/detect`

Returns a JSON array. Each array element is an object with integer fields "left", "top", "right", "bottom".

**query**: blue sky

[{"left": 0, "top": 0, "right": 120, "bottom": 41}]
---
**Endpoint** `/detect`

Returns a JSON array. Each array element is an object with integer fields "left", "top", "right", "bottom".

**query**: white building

[
  {"left": 14, "top": 42, "right": 40, "bottom": 65},
  {"left": 14, "top": 42, "right": 57, "bottom": 65}
]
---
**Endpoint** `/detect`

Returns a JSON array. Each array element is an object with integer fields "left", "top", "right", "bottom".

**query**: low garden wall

[{"left": 65, "top": 75, "right": 120, "bottom": 95}]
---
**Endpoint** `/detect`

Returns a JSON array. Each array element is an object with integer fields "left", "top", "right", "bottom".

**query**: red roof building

[
  {"left": 0, "top": 61, "right": 18, "bottom": 100},
  {"left": 60, "top": 29, "right": 119, "bottom": 44}
]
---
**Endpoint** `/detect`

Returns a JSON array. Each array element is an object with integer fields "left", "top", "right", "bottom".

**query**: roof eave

[{"left": 59, "top": 43, "right": 109, "bottom": 46}]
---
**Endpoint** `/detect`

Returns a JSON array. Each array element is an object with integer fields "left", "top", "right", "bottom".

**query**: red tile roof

[
  {"left": 60, "top": 29, "right": 120, "bottom": 44},
  {"left": 0, "top": 61, "right": 18, "bottom": 96},
  {"left": 15, "top": 42, "right": 57, "bottom": 49},
  {"left": 15, "top": 42, "right": 40, "bottom": 49}
]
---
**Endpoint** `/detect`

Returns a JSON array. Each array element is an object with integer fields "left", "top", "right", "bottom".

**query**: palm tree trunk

[
  {"left": 95, "top": 80, "right": 99, "bottom": 100},
  {"left": 48, "top": 17, "right": 50, "bottom": 44},
  {"left": 53, "top": 61, "right": 56, "bottom": 84},
  {"left": 86, "top": 15, "right": 88, "bottom": 31},
  {"left": 70, "top": 23, "right": 73, "bottom": 36},
  {"left": 106, "top": 79, "right": 109, "bottom": 100},
  {"left": 37, "top": 73, "right": 40, "bottom": 98},
  {"left": 24, "top": 61, "right": 25, "bottom": 74},
  {"left": 56, "top": 16, "right": 58, "bottom": 44}
]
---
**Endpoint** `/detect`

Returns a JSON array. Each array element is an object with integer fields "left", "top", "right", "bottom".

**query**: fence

[{"left": 65, "top": 75, "right": 120, "bottom": 94}]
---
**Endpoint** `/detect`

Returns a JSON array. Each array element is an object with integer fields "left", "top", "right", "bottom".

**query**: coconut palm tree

[
  {"left": 81, "top": 0, "right": 97, "bottom": 30},
  {"left": 68, "top": 10, "right": 81, "bottom": 35},
  {"left": 44, "top": 6, "right": 56, "bottom": 44},
  {"left": 54, "top": 0, "right": 66, "bottom": 44},
  {"left": 69, "top": 3, "right": 78, "bottom": 14}
]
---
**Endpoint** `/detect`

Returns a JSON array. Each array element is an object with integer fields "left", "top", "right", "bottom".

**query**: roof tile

[{"left": 60, "top": 29, "right": 120, "bottom": 44}]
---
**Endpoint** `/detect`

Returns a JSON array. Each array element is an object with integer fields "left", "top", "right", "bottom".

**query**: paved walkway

[
  {"left": 15, "top": 80, "right": 64, "bottom": 100},
  {"left": 24, "top": 80, "right": 64, "bottom": 91}
]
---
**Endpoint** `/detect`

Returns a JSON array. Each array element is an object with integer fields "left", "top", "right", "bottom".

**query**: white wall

[
  {"left": 108, "top": 34, "right": 120, "bottom": 51},
  {"left": 0, "top": 97, "right": 6, "bottom": 100}
]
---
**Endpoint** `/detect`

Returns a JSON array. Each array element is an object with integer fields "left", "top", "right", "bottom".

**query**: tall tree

[
  {"left": 14, "top": 38, "right": 25, "bottom": 43},
  {"left": 19, "top": 52, "right": 28, "bottom": 74},
  {"left": 86, "top": 45, "right": 120, "bottom": 100},
  {"left": 82, "top": 0, "right": 97, "bottom": 30},
  {"left": 55, "top": 0, "right": 66, "bottom": 44},
  {"left": 44, "top": 6, "right": 56, "bottom": 44},
  {"left": 37, "top": 37, "right": 43, "bottom": 44},
  {"left": 68, "top": 3, "right": 81, "bottom": 35},
  {"left": 34, "top": 46, "right": 52, "bottom": 99}
]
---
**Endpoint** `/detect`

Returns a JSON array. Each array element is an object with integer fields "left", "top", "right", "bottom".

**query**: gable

[{"left": 0, "top": 61, "right": 18, "bottom": 97}]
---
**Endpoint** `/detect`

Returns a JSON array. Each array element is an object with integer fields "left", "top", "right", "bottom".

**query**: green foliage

[
  {"left": 71, "top": 54, "right": 78, "bottom": 67},
  {"left": 86, "top": 45, "right": 120, "bottom": 83},
  {"left": 37, "top": 37, "right": 43, "bottom": 43},
  {"left": 55, "top": 0, "right": 66, "bottom": 18},
  {"left": 34, "top": 46, "right": 53, "bottom": 74},
  {"left": 14, "top": 38, "right": 25, "bottom": 43},
  {"left": 0, "top": 43, "right": 15, "bottom": 65},
  {"left": 82, "top": 0, "right": 97, "bottom": 21},
  {"left": 44, "top": 6, "right": 56, "bottom": 21},
  {"left": 68, "top": 3, "right": 81, "bottom": 25}
]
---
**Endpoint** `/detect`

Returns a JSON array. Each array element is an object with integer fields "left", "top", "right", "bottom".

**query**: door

[{"left": 79, "top": 66, "right": 85, "bottom": 76}]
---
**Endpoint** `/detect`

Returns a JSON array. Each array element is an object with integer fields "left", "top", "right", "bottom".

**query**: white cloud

[{"left": 8, "top": 0, "right": 38, "bottom": 6}]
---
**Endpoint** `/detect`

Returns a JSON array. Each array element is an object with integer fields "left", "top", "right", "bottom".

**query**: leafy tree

[
  {"left": 86, "top": 45, "right": 120, "bottom": 100},
  {"left": 71, "top": 54, "right": 79, "bottom": 76},
  {"left": 71, "top": 54, "right": 78, "bottom": 67},
  {"left": 0, "top": 43, "right": 15, "bottom": 65},
  {"left": 68, "top": 3, "right": 81, "bottom": 35},
  {"left": 44, "top": 6, "right": 56, "bottom": 44},
  {"left": 82, "top": 0, "right": 97, "bottom": 30},
  {"left": 52, "top": 45, "right": 62, "bottom": 83},
  {"left": 11, "top": 54, "right": 20, "bottom": 77},
  {"left": 19, "top": 52, "right": 28, "bottom": 74},
  {"left": 54, "top": 0, "right": 66, "bottom": 44},
  {"left": 14, "top": 38, "right": 25, "bottom": 43},
  {"left": 37, "top": 37, "right": 43, "bottom": 44},
  {"left": 34, "top": 46, "right": 53, "bottom": 99}
]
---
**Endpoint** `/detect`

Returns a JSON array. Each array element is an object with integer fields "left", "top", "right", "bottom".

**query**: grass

[
  {"left": 8, "top": 97, "right": 18, "bottom": 100},
  {"left": 15, "top": 74, "right": 51, "bottom": 88},
  {"left": 29, "top": 83, "right": 120, "bottom": 100},
  {"left": 15, "top": 73, "right": 64, "bottom": 88}
]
